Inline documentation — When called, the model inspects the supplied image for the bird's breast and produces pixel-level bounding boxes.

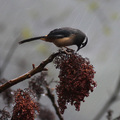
[53,35,75,47]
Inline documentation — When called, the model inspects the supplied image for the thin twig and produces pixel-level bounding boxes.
[46,86,64,120]
[93,76,120,120]
[0,52,60,93]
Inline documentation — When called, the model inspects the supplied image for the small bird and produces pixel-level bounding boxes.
[19,27,88,51]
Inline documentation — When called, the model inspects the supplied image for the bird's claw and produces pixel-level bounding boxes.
[61,47,73,55]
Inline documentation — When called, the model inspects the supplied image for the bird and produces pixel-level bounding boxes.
[19,27,88,51]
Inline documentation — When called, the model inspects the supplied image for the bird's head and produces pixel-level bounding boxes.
[76,36,88,51]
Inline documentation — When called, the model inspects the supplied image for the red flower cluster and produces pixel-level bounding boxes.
[12,89,39,120]
[54,50,97,114]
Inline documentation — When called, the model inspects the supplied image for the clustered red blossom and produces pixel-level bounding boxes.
[54,50,97,114]
[12,89,39,120]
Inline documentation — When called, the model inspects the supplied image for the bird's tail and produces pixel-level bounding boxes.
[19,36,47,44]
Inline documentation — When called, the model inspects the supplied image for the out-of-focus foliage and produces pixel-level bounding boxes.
[21,27,32,39]
[89,1,99,11]
[103,25,111,36]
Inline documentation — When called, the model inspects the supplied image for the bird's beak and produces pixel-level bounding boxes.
[77,46,81,51]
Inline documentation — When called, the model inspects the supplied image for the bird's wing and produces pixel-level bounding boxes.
[47,28,71,39]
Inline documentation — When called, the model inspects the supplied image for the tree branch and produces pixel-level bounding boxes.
[46,86,64,120]
[0,52,60,93]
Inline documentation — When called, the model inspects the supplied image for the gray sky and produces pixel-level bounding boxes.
[0,0,120,120]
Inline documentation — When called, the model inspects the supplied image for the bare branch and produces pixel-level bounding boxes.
[46,86,64,120]
[0,52,60,93]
